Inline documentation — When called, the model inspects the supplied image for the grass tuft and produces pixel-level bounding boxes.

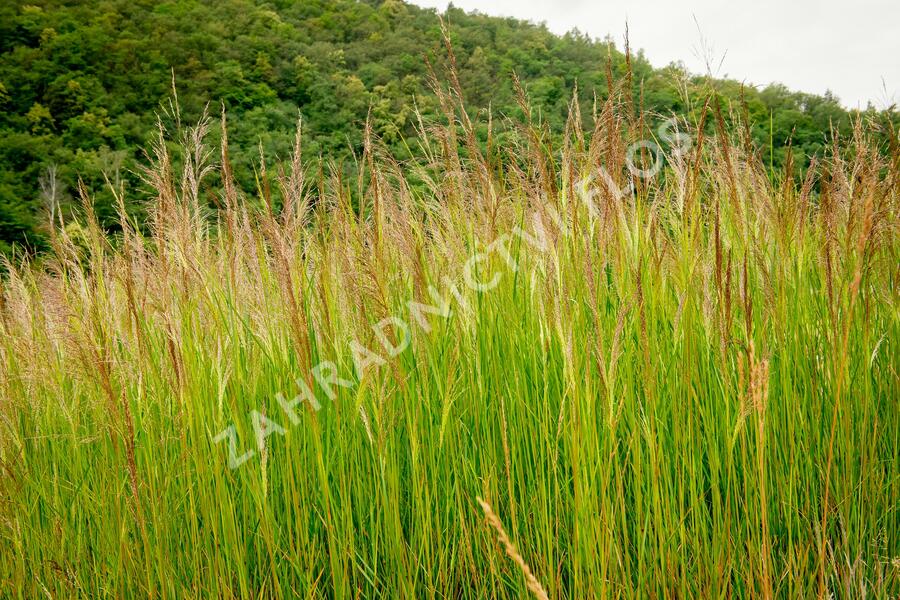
[0,72,897,598]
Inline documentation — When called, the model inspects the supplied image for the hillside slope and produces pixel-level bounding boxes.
[0,0,892,254]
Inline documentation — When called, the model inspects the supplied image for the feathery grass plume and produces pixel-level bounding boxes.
[748,341,772,599]
[476,496,549,600]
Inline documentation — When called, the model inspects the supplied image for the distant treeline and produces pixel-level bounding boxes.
[0,0,896,254]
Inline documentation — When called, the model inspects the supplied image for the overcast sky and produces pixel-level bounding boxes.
[409,0,899,110]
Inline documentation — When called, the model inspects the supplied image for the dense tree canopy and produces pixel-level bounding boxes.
[0,0,895,255]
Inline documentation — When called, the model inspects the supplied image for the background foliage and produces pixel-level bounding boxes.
[0,0,896,254]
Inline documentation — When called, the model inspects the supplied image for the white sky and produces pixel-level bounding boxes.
[409,0,900,110]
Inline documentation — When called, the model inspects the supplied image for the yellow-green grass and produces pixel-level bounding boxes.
[0,88,897,598]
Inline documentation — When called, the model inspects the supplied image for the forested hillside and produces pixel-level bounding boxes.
[0,0,895,254]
